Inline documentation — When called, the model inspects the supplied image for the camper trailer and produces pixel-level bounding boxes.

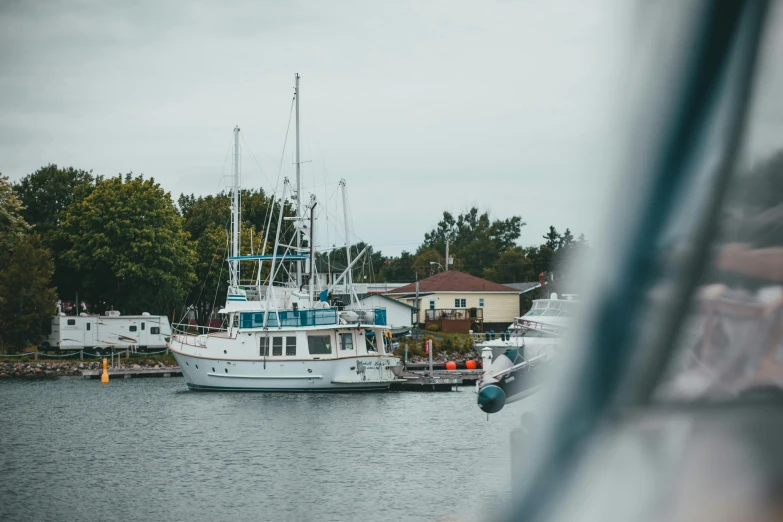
[42,311,172,351]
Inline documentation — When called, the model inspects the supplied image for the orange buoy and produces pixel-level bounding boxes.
[445,361,457,371]
[465,360,477,370]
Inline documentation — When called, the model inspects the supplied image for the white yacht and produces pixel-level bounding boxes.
[474,294,577,412]
[473,293,577,361]
[169,75,402,391]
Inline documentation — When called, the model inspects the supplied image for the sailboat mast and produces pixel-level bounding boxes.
[232,126,240,287]
[340,179,353,304]
[294,73,302,288]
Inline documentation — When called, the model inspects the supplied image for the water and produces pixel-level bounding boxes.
[0,377,538,522]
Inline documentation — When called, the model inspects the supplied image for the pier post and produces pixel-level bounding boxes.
[481,347,493,372]
[80,349,83,361]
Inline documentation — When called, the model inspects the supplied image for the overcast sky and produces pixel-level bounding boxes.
[1,1,780,256]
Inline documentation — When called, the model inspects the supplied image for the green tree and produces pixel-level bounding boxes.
[60,175,196,315]
[422,208,525,277]
[13,164,94,301]
[483,247,534,283]
[0,234,57,351]
[412,247,442,278]
[543,226,561,250]
[379,251,416,281]
[0,174,30,253]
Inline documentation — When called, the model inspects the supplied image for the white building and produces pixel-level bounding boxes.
[344,294,416,332]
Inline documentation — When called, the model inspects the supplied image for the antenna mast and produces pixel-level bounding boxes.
[340,179,353,304]
[232,126,240,288]
[294,73,302,288]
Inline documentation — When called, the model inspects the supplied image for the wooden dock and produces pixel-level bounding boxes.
[389,369,483,391]
[81,367,181,379]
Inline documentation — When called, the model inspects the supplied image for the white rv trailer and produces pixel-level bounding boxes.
[42,311,172,351]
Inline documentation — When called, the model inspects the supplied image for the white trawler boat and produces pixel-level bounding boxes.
[169,75,402,391]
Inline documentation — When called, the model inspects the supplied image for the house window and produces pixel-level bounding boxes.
[340,333,353,351]
[67,319,76,326]
[86,323,91,331]
[479,298,485,307]
[260,337,269,356]
[129,325,137,332]
[429,300,435,310]
[286,336,297,356]
[308,335,332,355]
[150,327,160,335]
[454,298,466,308]
[272,337,283,356]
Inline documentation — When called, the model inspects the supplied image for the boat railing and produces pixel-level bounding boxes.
[515,319,567,336]
[171,322,234,347]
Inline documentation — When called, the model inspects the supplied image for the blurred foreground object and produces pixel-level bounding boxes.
[507,1,783,521]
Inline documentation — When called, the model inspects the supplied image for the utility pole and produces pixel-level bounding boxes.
[445,239,449,271]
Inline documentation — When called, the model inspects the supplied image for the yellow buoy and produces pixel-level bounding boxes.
[101,357,109,384]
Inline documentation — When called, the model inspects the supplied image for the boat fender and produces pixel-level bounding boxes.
[478,385,506,414]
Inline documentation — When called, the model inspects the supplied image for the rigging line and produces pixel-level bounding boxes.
[189,215,231,319]
[240,134,275,190]
[211,230,229,317]
[257,96,296,283]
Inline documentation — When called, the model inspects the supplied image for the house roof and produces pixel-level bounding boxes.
[385,270,519,294]
[504,282,543,294]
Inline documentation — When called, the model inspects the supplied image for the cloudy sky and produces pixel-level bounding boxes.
[1,1,780,255]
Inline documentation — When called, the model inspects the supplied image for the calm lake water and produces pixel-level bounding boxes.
[0,377,539,522]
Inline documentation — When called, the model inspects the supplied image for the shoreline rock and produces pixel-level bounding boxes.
[0,360,177,379]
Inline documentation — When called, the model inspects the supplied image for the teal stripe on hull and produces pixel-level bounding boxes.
[186,383,390,392]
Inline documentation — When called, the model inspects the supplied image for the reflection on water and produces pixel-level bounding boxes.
[0,378,540,522]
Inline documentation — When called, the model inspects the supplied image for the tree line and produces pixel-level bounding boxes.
[0,163,588,350]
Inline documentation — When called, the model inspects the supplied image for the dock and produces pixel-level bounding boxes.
[390,369,483,391]
[81,367,182,379]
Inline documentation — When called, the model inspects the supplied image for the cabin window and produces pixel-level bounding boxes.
[340,333,353,351]
[86,323,91,331]
[150,327,160,335]
[67,319,76,326]
[129,325,137,332]
[307,335,332,355]
[272,337,283,356]
[141,322,145,330]
[260,337,269,356]
[479,298,485,307]
[454,298,466,308]
[429,300,435,310]
[232,314,239,328]
[286,337,297,356]
[366,336,377,352]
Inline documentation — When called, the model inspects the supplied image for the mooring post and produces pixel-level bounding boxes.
[80,349,83,361]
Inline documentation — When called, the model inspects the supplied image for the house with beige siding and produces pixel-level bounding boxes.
[384,271,519,333]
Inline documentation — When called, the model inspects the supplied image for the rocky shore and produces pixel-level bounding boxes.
[0,360,177,378]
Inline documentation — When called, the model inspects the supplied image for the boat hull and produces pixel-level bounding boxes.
[171,350,400,392]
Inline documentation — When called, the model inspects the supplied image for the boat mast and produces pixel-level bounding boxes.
[309,194,317,302]
[294,73,302,289]
[232,126,241,289]
[340,179,354,304]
